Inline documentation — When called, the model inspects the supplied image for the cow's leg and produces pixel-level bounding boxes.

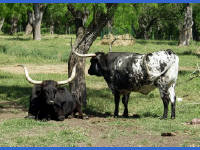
[122,93,130,118]
[159,84,176,119]
[159,88,170,119]
[114,92,120,118]
[25,97,40,119]
[169,84,176,119]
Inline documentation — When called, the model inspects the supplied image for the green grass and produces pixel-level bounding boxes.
[0,34,200,146]
[0,119,89,147]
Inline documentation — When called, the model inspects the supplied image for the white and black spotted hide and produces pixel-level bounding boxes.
[88,49,179,119]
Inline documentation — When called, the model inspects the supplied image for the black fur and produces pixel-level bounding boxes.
[26,80,83,121]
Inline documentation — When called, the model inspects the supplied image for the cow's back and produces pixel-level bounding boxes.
[105,52,149,93]
[104,50,178,95]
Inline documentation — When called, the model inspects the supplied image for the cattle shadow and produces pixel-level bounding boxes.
[0,85,31,111]
[0,84,169,119]
[178,70,192,76]
[176,50,200,57]
[0,74,13,79]
[6,37,32,41]
[85,87,161,119]
[136,40,178,46]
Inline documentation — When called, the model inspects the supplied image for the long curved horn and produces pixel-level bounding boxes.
[72,49,96,57]
[57,64,77,85]
[18,65,42,85]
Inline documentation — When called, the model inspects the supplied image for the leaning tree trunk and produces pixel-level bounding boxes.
[67,4,117,107]
[32,4,45,40]
[179,3,193,46]
[0,18,4,32]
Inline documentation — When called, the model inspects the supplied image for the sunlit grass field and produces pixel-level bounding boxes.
[0,33,200,146]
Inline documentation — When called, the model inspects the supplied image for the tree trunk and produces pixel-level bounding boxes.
[67,4,117,107]
[0,18,4,32]
[32,4,45,40]
[10,17,18,35]
[65,24,69,34]
[179,3,193,46]
[50,24,54,35]
[25,11,33,35]
[107,19,113,34]
[49,14,54,35]
[25,23,33,35]
[33,22,42,40]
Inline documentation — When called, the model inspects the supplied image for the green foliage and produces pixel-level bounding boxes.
[0,3,200,41]
[193,4,200,40]
[0,3,8,18]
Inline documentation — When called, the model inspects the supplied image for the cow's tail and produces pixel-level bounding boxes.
[144,53,179,81]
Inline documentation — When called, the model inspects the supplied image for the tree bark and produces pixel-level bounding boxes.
[49,14,54,35]
[67,4,118,107]
[25,10,33,35]
[32,4,45,40]
[10,17,18,35]
[0,18,4,32]
[107,19,113,34]
[179,3,193,46]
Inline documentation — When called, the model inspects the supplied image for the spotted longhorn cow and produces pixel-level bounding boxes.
[73,49,179,119]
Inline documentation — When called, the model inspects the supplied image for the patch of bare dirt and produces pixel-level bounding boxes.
[0,64,91,75]
[99,34,135,46]
[0,64,196,75]
[0,64,68,74]
[62,117,188,147]
[179,66,196,71]
[0,101,27,121]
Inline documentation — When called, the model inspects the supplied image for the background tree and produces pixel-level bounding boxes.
[112,3,139,36]
[0,4,8,32]
[67,3,118,107]
[27,3,46,40]
[192,3,200,41]
[43,4,69,34]
[179,3,193,46]
[4,4,27,34]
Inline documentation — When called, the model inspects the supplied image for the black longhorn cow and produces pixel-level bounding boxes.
[19,64,83,121]
[73,49,179,119]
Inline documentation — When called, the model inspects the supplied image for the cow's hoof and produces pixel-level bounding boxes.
[171,116,175,119]
[122,114,129,118]
[83,115,89,120]
[160,117,167,120]
[41,119,48,122]
[114,115,119,118]
[67,115,73,119]
[77,115,84,119]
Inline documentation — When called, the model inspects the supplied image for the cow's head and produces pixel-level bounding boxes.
[18,64,77,105]
[88,52,107,76]
[40,80,58,105]
[72,50,107,77]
